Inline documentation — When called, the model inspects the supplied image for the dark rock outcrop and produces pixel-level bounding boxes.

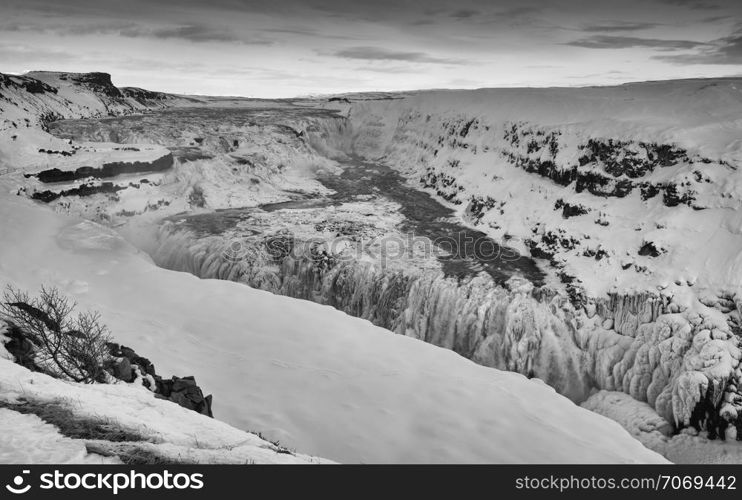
[34,153,174,183]
[32,181,128,203]
[156,376,214,418]
[107,343,214,418]
[3,325,213,417]
[554,199,589,218]
[493,122,706,207]
[65,72,123,98]
[466,195,498,222]
[578,139,689,179]
[0,74,57,95]
[1,324,42,372]
[120,87,171,105]
[638,241,663,257]
[112,357,134,382]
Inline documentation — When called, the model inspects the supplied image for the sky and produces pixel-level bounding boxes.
[1,0,741,97]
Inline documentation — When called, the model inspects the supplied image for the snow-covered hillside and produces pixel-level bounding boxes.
[0,72,192,166]
[0,355,325,464]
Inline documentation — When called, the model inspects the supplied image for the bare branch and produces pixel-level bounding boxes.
[1,285,113,383]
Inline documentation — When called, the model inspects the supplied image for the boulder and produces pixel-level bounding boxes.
[106,343,214,417]
[169,376,213,418]
[2,324,40,371]
[112,357,134,382]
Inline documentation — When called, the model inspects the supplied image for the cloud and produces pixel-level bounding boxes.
[0,43,77,63]
[496,6,541,18]
[331,46,465,64]
[660,0,720,10]
[701,15,729,23]
[566,35,708,50]
[354,65,418,74]
[408,19,437,26]
[450,9,479,19]
[0,18,271,45]
[257,26,359,41]
[147,25,242,43]
[580,22,661,32]
[0,20,138,36]
[654,31,742,64]
[122,24,272,45]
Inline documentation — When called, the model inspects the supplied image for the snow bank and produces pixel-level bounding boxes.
[0,360,324,464]
[0,408,119,464]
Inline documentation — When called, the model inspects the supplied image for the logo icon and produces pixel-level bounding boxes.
[5,470,31,495]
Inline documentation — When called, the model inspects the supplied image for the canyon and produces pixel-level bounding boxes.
[4,71,742,462]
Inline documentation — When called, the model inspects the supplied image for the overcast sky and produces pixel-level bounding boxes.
[1,0,741,97]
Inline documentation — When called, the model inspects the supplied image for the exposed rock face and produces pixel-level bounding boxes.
[33,152,174,183]
[414,116,700,203]
[1,324,41,372]
[0,74,57,96]
[112,357,134,382]
[156,376,214,418]
[0,70,184,136]
[62,72,123,98]
[555,198,589,218]
[638,241,663,258]
[0,323,214,418]
[120,87,169,105]
[439,120,704,207]
[32,181,129,203]
[107,343,214,418]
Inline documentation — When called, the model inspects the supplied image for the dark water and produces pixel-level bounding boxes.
[167,208,264,237]
[314,157,545,285]
[175,155,545,285]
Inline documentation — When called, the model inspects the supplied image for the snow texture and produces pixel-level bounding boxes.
[0,359,325,464]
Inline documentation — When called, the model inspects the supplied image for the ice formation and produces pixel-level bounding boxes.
[148,218,742,436]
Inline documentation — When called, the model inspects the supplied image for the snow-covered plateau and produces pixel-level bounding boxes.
[2,70,741,463]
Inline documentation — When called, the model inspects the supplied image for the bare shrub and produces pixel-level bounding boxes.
[0,285,112,383]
